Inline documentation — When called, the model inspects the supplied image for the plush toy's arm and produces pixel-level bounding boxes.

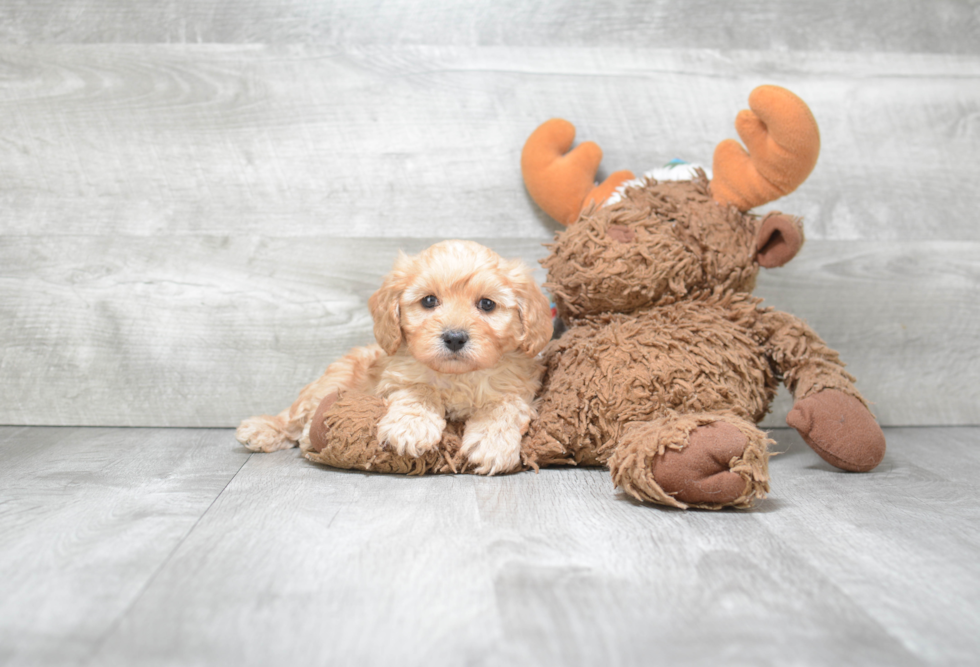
[760,309,862,403]
[760,309,886,472]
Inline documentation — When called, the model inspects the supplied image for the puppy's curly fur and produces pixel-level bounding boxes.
[236,240,553,475]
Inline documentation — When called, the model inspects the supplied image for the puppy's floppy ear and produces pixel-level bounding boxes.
[368,252,411,355]
[507,261,553,357]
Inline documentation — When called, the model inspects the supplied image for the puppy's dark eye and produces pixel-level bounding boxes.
[421,295,439,309]
[477,298,496,313]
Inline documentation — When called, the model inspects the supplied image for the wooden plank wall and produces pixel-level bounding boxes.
[1,1,978,427]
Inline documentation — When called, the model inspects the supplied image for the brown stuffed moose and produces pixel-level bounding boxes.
[305,85,886,509]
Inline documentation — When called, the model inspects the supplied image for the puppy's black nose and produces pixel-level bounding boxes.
[441,330,469,352]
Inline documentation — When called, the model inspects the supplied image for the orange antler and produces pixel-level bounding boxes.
[521,119,634,226]
[711,85,820,211]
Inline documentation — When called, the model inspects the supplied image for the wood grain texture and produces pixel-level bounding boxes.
[755,240,980,427]
[0,46,977,241]
[0,426,250,667]
[95,452,501,667]
[0,236,544,427]
[0,0,977,53]
[1,25,978,428]
[1,5,976,667]
[1,425,977,666]
[2,236,976,427]
[762,427,980,666]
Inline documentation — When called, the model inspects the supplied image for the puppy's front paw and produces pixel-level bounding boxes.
[236,416,295,452]
[376,407,446,457]
[461,421,523,475]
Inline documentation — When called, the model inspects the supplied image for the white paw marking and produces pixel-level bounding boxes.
[461,420,523,475]
[376,409,446,457]
[235,418,294,452]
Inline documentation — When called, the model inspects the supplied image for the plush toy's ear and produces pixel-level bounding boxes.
[368,254,410,355]
[506,261,554,357]
[756,212,804,268]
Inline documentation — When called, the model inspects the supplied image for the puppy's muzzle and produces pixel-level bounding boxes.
[441,330,469,353]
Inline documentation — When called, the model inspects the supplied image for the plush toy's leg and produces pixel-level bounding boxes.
[606,412,771,510]
[303,391,466,475]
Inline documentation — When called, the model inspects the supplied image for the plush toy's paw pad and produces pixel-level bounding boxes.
[787,390,886,472]
[235,416,295,452]
[305,392,340,454]
[461,421,523,476]
[652,422,749,506]
[377,407,446,458]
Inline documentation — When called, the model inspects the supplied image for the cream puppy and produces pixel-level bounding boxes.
[236,240,553,475]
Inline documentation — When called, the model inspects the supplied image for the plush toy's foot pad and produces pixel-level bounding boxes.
[652,422,750,506]
[609,414,770,510]
[305,392,340,453]
[787,389,886,472]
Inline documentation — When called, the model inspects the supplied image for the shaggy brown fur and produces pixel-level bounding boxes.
[307,172,885,508]
[306,391,467,475]
[516,175,881,508]
[304,87,886,509]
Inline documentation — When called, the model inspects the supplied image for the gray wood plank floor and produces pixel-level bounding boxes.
[2,425,978,667]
